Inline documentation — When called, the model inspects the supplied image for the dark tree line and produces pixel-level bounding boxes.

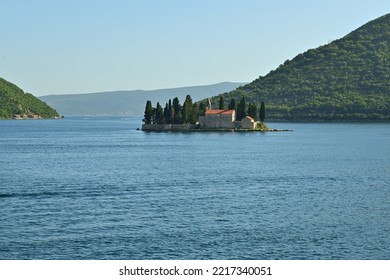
[225,96,266,123]
[143,95,206,125]
[144,95,266,124]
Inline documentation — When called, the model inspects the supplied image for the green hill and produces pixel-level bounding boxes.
[0,77,59,119]
[210,13,390,121]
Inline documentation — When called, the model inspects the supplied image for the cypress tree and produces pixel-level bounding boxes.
[168,99,172,124]
[228,98,237,111]
[156,102,164,124]
[260,101,266,123]
[163,102,169,124]
[144,100,153,124]
[182,101,189,124]
[199,102,206,116]
[182,95,193,124]
[248,103,258,121]
[191,103,199,124]
[218,96,225,110]
[172,97,181,124]
[237,96,247,121]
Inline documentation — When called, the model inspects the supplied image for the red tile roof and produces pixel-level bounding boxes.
[205,109,235,115]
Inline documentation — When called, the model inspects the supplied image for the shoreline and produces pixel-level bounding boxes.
[140,125,292,132]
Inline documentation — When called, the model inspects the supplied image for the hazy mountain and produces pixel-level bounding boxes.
[209,13,390,121]
[39,82,245,116]
[0,77,59,119]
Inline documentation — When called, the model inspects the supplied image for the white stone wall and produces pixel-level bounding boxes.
[142,124,195,131]
[240,117,256,129]
[204,114,234,129]
[199,116,205,128]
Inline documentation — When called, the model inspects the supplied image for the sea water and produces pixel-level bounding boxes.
[0,117,389,259]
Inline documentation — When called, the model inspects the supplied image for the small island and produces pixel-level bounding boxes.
[141,95,290,132]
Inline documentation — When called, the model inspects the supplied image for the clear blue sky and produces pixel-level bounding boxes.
[1,0,389,96]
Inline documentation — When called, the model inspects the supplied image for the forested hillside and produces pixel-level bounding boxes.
[0,77,59,119]
[210,13,390,121]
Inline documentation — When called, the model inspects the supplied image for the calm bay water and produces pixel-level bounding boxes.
[0,117,389,259]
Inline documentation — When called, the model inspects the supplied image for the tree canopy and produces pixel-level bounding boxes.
[236,96,247,121]
[143,95,204,125]
[218,96,225,110]
[247,103,258,121]
[260,101,266,123]
[228,98,237,111]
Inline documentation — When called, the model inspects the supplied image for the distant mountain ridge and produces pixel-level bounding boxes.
[0,77,59,119]
[39,82,245,116]
[209,13,390,121]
